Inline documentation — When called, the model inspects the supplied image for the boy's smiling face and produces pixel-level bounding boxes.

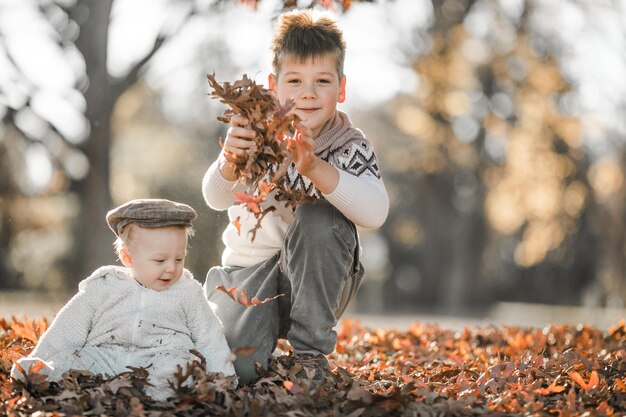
[269,53,346,138]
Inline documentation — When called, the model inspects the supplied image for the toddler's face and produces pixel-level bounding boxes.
[270,53,346,138]
[123,226,187,291]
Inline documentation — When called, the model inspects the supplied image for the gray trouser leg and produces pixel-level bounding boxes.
[204,200,363,384]
[204,256,282,384]
[280,200,363,354]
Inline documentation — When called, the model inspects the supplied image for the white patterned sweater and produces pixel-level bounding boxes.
[203,110,389,268]
[11,266,236,400]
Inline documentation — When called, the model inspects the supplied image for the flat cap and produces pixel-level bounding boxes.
[106,198,197,236]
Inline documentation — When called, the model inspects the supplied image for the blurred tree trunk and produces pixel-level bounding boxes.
[70,0,116,283]
[593,150,626,306]
[0,133,18,288]
[68,0,166,284]
[432,0,485,311]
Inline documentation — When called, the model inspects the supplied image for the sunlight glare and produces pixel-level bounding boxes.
[31,90,89,144]
[25,143,53,194]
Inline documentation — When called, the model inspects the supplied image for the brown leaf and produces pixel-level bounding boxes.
[568,370,600,391]
[215,285,285,307]
[535,377,567,395]
[10,316,48,344]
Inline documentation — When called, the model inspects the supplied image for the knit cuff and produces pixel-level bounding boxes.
[205,160,239,194]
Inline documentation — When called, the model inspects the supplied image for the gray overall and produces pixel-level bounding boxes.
[204,200,363,384]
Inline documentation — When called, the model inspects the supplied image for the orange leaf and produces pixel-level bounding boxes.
[608,318,625,337]
[258,180,272,195]
[215,285,285,307]
[535,378,567,395]
[232,216,242,235]
[568,370,599,391]
[30,360,47,375]
[283,380,294,391]
[237,288,250,305]
[615,378,626,393]
[11,316,48,343]
[401,375,414,384]
[233,346,257,357]
[233,192,262,214]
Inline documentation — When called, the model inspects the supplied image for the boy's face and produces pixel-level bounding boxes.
[120,226,187,291]
[269,53,346,138]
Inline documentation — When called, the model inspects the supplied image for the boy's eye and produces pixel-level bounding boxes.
[287,79,300,84]
[318,79,331,84]
[176,259,183,263]
[154,259,165,263]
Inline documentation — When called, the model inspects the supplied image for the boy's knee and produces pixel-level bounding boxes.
[291,201,357,252]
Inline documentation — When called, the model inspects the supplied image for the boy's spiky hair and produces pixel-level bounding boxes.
[271,8,346,78]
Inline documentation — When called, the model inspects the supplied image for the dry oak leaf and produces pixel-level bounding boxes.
[534,377,567,395]
[215,285,285,307]
[568,370,600,391]
[10,316,48,344]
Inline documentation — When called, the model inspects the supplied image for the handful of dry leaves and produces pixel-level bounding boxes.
[207,74,314,240]
[207,73,298,189]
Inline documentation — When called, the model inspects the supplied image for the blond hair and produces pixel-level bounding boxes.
[271,8,346,78]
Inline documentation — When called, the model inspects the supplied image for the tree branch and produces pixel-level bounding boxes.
[112,35,166,98]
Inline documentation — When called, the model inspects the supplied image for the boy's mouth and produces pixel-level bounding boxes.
[297,107,320,113]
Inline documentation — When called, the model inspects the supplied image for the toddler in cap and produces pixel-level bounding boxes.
[11,199,236,400]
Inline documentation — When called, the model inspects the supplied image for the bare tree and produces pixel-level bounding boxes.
[69,0,168,280]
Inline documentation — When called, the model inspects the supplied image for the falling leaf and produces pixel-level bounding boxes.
[233,346,257,358]
[215,285,285,307]
[232,216,242,235]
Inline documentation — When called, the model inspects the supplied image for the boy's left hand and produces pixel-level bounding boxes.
[288,122,339,194]
[289,122,317,176]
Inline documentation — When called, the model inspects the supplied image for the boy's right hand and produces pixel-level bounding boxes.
[219,115,257,180]
[222,115,257,163]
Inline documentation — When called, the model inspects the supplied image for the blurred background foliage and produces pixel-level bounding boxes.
[1,0,625,315]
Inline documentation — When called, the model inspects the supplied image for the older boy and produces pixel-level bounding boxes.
[203,9,388,385]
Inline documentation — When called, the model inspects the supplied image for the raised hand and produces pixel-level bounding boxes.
[288,122,339,194]
[219,115,257,180]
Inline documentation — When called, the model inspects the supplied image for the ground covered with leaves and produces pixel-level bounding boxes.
[1,316,624,416]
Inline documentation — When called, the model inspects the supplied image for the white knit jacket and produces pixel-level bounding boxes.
[11,266,236,399]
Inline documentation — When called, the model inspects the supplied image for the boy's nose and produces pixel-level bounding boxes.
[301,83,316,99]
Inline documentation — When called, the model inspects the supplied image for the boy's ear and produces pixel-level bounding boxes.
[268,73,277,92]
[119,248,133,267]
[338,75,347,103]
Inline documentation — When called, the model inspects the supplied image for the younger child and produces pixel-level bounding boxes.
[12,199,236,400]
[203,9,388,384]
